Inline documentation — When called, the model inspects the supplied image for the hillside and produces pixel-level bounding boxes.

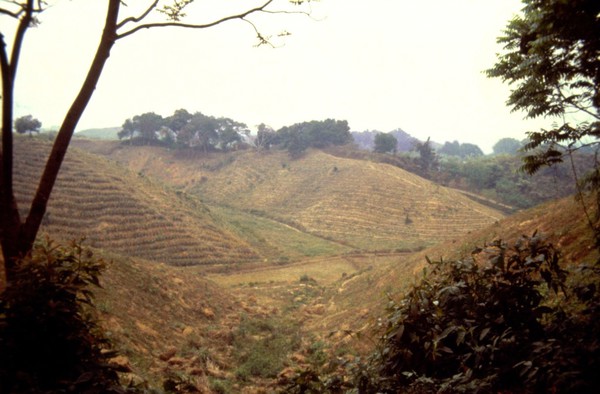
[75,127,120,140]
[73,141,505,252]
[303,194,599,348]
[13,137,259,267]
[8,137,596,391]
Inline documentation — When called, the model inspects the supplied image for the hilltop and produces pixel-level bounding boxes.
[75,127,120,140]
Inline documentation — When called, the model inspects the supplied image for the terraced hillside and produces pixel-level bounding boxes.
[75,141,505,251]
[302,194,599,348]
[13,137,259,267]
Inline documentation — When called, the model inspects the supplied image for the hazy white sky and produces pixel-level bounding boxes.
[5,0,553,152]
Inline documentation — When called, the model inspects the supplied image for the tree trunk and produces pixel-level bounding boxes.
[1,0,121,282]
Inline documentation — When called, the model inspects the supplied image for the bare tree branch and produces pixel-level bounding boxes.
[116,0,276,40]
[9,0,33,81]
[0,8,20,18]
[242,18,276,48]
[116,0,158,29]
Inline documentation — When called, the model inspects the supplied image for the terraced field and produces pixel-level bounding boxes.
[13,138,259,266]
[208,152,504,250]
[74,142,505,251]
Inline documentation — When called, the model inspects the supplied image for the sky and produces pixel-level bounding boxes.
[4,0,555,153]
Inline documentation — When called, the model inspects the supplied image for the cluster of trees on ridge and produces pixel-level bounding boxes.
[14,108,583,210]
[117,109,352,155]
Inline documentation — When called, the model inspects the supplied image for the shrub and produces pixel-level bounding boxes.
[0,238,123,393]
[283,233,600,393]
[358,233,598,393]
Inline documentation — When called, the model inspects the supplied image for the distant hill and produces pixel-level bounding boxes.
[73,141,505,252]
[76,126,120,140]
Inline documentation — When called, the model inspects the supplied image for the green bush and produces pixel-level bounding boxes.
[0,238,123,393]
[358,233,598,393]
[283,234,599,393]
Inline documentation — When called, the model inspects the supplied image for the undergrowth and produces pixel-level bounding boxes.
[283,233,600,393]
[0,238,125,393]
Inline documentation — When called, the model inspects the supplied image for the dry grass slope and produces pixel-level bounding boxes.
[75,142,505,252]
[13,137,259,266]
[305,194,598,351]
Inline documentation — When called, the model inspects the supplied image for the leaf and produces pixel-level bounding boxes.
[479,327,491,341]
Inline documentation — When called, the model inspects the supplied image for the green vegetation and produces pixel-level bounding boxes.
[373,132,398,154]
[486,0,600,227]
[438,140,483,158]
[14,114,41,136]
[117,111,353,157]
[118,109,249,151]
[207,204,352,261]
[233,315,301,380]
[286,235,599,393]
[0,238,123,393]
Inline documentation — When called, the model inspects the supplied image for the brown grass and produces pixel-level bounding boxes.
[74,142,505,251]
[13,137,259,267]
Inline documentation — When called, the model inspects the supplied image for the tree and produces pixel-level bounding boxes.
[215,117,249,151]
[439,140,483,158]
[118,112,164,145]
[255,123,276,150]
[486,0,600,239]
[275,119,351,155]
[166,108,192,134]
[117,118,135,143]
[0,0,316,282]
[414,137,438,175]
[460,142,483,158]
[492,137,522,155]
[438,140,461,157]
[14,114,41,136]
[373,132,397,154]
[178,112,219,151]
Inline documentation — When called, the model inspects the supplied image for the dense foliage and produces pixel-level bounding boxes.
[434,154,584,209]
[118,109,249,151]
[285,235,600,393]
[438,140,483,158]
[492,138,522,155]
[486,0,600,226]
[373,132,398,154]
[0,238,123,393]
[14,114,42,136]
[270,119,353,156]
[118,110,353,157]
[353,129,417,152]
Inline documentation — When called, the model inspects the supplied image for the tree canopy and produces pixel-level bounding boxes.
[438,140,483,158]
[413,137,438,176]
[14,115,41,136]
[274,119,352,155]
[486,0,600,173]
[373,132,397,154]
[118,109,249,151]
[492,137,522,155]
[486,0,600,242]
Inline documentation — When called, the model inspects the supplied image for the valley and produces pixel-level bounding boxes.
[8,136,598,392]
